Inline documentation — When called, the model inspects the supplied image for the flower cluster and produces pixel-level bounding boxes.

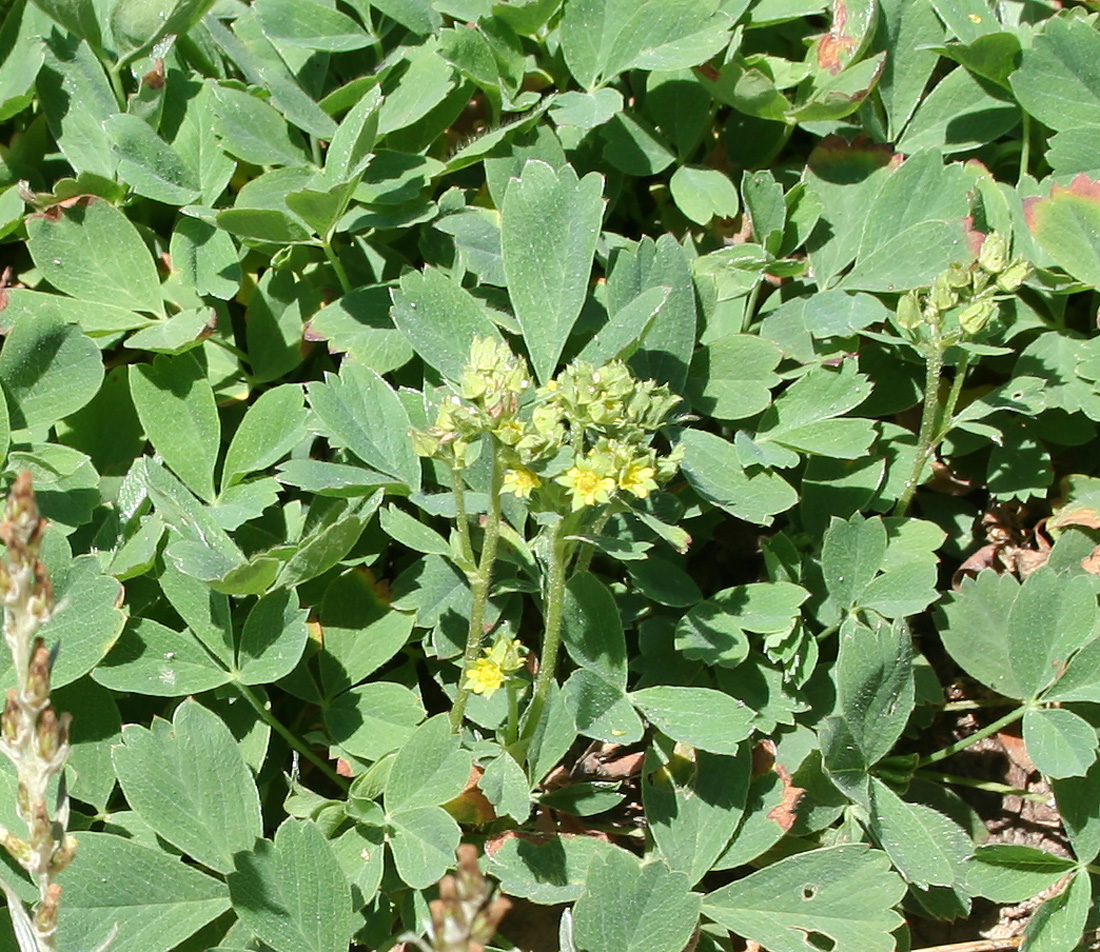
[413,340,683,515]
[896,230,1031,340]
[461,635,527,700]
[410,337,532,469]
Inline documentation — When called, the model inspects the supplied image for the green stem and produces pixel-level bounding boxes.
[449,447,505,731]
[935,351,971,444]
[573,508,612,576]
[451,465,475,568]
[321,237,353,295]
[893,341,946,517]
[104,60,127,111]
[236,683,348,790]
[917,769,1048,802]
[505,678,519,747]
[522,521,569,748]
[942,697,1016,712]
[917,705,1026,768]
[1018,112,1032,185]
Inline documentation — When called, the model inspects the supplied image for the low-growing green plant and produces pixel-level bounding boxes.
[2,0,1100,951]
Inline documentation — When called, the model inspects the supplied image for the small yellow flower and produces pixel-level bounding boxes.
[502,467,541,498]
[556,465,615,510]
[619,460,658,499]
[463,657,505,698]
[462,637,526,699]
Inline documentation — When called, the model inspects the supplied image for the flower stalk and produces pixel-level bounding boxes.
[0,473,76,952]
[449,448,506,731]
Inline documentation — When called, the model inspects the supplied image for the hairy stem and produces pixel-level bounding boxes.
[450,447,505,731]
[894,342,946,517]
[522,522,569,748]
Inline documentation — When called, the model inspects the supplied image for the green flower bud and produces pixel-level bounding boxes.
[997,258,1031,293]
[978,231,1009,274]
[929,272,957,312]
[896,290,923,329]
[958,297,997,335]
[944,261,971,289]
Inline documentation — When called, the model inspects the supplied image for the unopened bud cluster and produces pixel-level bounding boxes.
[896,231,1031,340]
[0,473,74,950]
[413,339,683,514]
[428,844,511,952]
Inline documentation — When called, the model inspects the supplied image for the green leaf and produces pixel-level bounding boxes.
[205,13,336,140]
[563,668,645,743]
[93,618,232,696]
[600,112,675,176]
[686,333,782,421]
[967,844,1077,902]
[1053,759,1100,864]
[573,848,700,952]
[158,559,234,664]
[550,88,624,129]
[54,678,121,812]
[42,552,127,687]
[867,779,970,888]
[109,0,217,61]
[937,567,1097,701]
[169,217,241,301]
[1023,871,1090,952]
[112,699,262,874]
[389,266,502,382]
[612,234,698,392]
[669,164,739,225]
[324,86,382,183]
[228,818,355,952]
[324,681,424,760]
[644,747,751,885]
[130,352,220,503]
[310,286,413,374]
[631,685,754,755]
[1025,174,1100,288]
[57,831,230,952]
[104,113,201,204]
[1023,707,1098,780]
[237,589,309,684]
[500,159,604,382]
[306,361,421,490]
[486,834,618,904]
[378,504,450,557]
[679,429,797,526]
[1011,14,1100,133]
[317,572,413,695]
[254,0,370,51]
[836,616,914,765]
[29,0,101,44]
[576,285,669,367]
[897,65,1018,155]
[842,150,970,292]
[0,312,102,429]
[222,384,308,487]
[702,845,906,952]
[275,492,383,589]
[560,0,732,89]
[38,36,117,178]
[210,84,311,168]
[561,573,628,686]
[26,197,162,316]
[384,713,472,813]
[386,805,461,890]
[756,361,875,462]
